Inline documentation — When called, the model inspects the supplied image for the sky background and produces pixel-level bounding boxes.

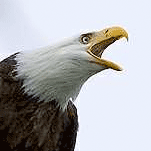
[0,0,151,151]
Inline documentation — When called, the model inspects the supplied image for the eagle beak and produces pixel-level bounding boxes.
[87,26,128,71]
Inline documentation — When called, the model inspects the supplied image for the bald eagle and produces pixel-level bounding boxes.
[0,26,128,151]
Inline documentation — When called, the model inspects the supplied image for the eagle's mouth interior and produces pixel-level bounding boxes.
[86,27,128,71]
[90,37,118,58]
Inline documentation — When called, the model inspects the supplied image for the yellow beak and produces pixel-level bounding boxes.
[87,26,128,71]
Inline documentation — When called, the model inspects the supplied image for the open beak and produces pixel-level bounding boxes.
[87,26,128,71]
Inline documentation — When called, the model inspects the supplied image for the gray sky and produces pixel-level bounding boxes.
[0,0,151,151]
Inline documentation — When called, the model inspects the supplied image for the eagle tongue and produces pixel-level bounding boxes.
[97,49,105,58]
[90,37,117,58]
[91,44,105,58]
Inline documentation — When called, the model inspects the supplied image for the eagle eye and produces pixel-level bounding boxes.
[82,36,89,44]
[80,33,92,44]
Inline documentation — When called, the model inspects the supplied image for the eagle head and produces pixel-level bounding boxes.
[16,26,128,110]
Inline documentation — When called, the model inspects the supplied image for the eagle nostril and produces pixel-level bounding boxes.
[105,29,109,34]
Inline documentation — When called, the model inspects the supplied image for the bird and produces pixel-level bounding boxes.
[0,26,128,151]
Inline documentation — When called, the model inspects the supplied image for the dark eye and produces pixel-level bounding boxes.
[82,36,90,44]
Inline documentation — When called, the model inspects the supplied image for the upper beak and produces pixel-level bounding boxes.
[87,26,128,71]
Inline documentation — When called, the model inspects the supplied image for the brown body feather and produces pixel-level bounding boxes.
[0,53,78,151]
